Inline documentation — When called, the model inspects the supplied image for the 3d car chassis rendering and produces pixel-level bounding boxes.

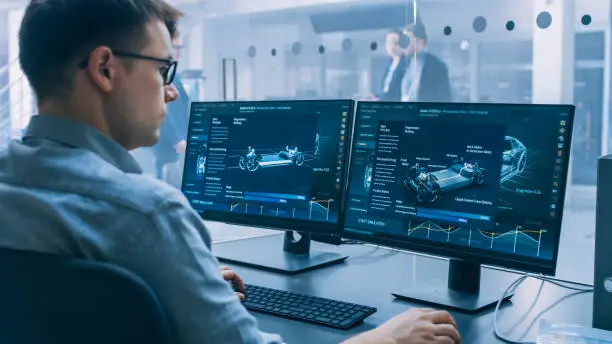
[239,146,305,172]
[402,159,486,203]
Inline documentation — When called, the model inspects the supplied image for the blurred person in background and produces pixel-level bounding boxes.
[152,28,190,187]
[400,22,451,102]
[377,28,409,101]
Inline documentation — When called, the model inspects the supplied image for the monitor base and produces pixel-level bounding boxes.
[392,260,514,313]
[213,233,348,275]
[392,282,514,313]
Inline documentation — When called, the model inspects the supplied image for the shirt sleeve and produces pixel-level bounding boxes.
[106,195,284,344]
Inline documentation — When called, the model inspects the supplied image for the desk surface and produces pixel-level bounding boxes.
[213,234,593,344]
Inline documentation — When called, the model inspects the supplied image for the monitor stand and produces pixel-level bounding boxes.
[213,231,348,275]
[392,259,514,313]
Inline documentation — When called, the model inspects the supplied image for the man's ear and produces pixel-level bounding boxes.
[86,46,116,93]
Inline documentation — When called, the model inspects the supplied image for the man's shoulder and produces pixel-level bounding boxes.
[66,148,190,215]
[57,161,189,217]
[0,141,188,216]
[424,52,448,70]
[115,173,188,214]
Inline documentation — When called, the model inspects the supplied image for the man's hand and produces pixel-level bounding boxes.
[343,308,461,344]
[175,140,187,154]
[220,266,245,302]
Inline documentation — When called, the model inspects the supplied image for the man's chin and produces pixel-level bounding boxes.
[138,131,161,149]
[149,132,161,147]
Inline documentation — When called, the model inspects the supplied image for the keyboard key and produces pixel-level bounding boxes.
[244,302,266,309]
[351,311,366,319]
[340,319,353,327]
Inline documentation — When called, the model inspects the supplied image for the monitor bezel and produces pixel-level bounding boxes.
[342,101,576,276]
[182,99,356,236]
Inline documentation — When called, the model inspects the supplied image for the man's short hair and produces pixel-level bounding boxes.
[19,0,183,102]
[388,28,410,49]
[389,28,404,36]
[166,18,180,39]
[405,22,428,42]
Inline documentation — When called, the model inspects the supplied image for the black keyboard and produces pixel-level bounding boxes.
[242,284,377,330]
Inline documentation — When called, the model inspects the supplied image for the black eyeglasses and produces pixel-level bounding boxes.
[78,51,178,85]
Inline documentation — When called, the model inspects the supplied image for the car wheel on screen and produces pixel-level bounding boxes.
[364,164,373,191]
[417,188,427,203]
[247,160,259,172]
[295,153,305,166]
[430,185,440,203]
[475,172,485,185]
[516,152,527,173]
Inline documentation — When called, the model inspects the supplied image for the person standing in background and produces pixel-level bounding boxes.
[153,29,190,187]
[377,29,409,102]
[401,22,452,103]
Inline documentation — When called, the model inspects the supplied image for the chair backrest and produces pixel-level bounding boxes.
[0,248,176,344]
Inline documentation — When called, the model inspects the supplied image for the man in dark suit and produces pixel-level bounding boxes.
[153,33,190,181]
[400,22,452,102]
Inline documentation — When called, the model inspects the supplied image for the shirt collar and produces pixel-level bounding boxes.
[23,114,143,174]
[408,50,427,61]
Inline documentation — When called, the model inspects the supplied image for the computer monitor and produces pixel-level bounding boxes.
[181,100,354,274]
[343,101,575,312]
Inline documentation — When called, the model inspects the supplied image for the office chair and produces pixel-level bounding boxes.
[0,248,176,344]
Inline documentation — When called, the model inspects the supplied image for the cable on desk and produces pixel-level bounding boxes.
[340,239,368,245]
[514,290,592,342]
[504,278,545,337]
[493,274,594,344]
[340,240,407,260]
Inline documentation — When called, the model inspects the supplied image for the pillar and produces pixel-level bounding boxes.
[185,22,208,101]
[606,0,612,155]
[7,7,33,138]
[532,0,575,202]
[469,40,480,102]
[532,0,575,104]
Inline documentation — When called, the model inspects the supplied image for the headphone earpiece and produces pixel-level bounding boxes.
[398,33,411,49]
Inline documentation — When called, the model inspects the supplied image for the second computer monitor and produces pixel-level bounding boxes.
[344,101,575,311]
[181,100,353,273]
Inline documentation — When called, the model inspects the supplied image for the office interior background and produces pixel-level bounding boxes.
[0,0,604,284]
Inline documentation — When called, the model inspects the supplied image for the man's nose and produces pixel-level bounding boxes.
[165,84,179,104]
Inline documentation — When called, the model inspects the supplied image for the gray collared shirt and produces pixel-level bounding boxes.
[0,114,282,344]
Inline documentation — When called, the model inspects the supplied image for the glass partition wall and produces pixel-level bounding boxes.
[136,0,609,283]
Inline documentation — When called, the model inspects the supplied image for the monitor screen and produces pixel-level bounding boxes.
[343,102,575,274]
[181,100,353,234]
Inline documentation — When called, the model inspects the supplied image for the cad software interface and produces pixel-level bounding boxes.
[344,102,572,269]
[182,101,351,225]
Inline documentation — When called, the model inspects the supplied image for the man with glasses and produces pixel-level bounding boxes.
[0,1,461,344]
